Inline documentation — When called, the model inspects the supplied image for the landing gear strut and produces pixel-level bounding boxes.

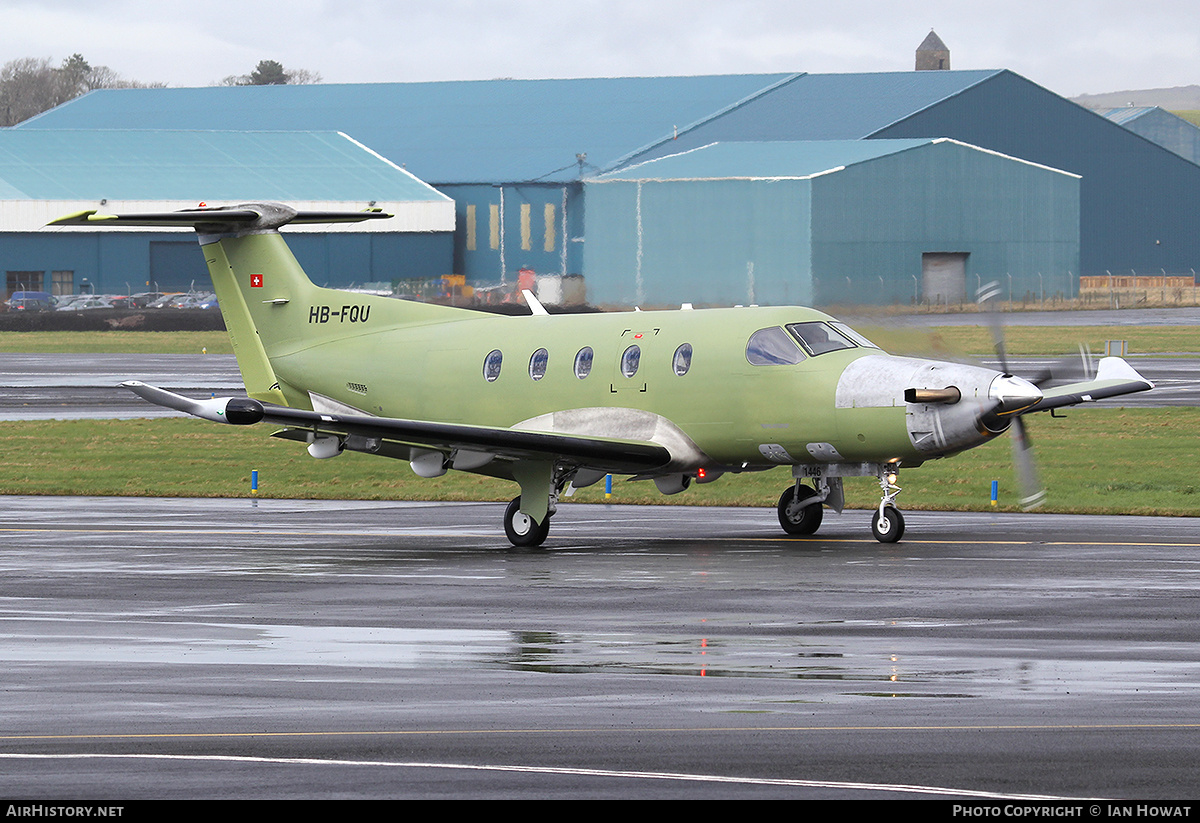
[503,464,575,547]
[871,466,904,543]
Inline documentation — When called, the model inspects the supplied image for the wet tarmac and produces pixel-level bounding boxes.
[2,495,1199,799]
[0,353,242,420]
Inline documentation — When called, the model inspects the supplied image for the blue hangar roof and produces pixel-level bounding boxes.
[0,129,448,201]
[618,70,1004,165]
[18,74,800,184]
[593,139,942,181]
[19,71,1008,183]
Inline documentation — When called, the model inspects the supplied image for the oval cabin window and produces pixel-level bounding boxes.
[621,345,641,378]
[483,349,503,382]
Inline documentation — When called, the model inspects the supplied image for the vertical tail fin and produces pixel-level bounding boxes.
[49,202,449,407]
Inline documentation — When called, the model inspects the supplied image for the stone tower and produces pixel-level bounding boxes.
[916,30,950,71]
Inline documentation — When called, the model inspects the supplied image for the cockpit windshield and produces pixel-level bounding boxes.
[829,322,879,350]
[786,321,879,356]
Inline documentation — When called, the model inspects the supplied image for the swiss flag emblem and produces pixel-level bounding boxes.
[250,274,264,288]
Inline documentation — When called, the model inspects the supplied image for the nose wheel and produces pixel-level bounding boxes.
[871,467,905,543]
[871,506,904,542]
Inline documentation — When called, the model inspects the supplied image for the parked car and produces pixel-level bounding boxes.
[6,291,56,311]
[56,295,114,311]
[164,292,219,309]
[147,293,185,308]
[129,292,171,308]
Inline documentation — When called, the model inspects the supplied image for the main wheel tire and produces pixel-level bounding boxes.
[871,506,905,543]
[777,485,823,535]
[504,496,550,547]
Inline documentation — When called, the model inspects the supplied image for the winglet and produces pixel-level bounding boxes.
[1095,356,1154,387]
[121,381,264,425]
[46,209,104,226]
[1022,357,1153,414]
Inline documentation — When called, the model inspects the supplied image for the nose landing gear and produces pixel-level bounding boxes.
[871,467,904,543]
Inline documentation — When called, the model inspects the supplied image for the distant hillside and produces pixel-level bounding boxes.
[1073,85,1200,110]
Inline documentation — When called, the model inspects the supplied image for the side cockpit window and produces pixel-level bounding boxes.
[746,327,806,366]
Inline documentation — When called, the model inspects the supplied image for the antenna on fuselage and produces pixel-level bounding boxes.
[521,289,549,316]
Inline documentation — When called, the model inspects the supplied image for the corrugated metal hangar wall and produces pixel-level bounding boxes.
[0,130,455,297]
[584,139,1079,307]
[12,69,1196,306]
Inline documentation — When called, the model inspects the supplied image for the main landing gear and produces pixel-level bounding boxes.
[504,496,551,547]
[503,463,576,548]
[776,465,905,543]
[777,484,823,534]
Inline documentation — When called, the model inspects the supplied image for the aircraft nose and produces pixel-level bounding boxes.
[988,374,1042,415]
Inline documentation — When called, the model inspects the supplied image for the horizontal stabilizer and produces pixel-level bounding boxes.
[49,202,392,230]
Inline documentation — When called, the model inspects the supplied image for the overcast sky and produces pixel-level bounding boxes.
[1,0,1197,98]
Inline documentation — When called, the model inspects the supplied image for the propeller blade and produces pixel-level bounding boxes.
[1026,367,1054,387]
[975,280,1010,374]
[1079,343,1095,381]
[1010,416,1046,510]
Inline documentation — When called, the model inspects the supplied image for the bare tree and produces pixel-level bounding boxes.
[219,60,322,86]
[0,54,163,126]
[0,57,58,126]
[283,67,322,85]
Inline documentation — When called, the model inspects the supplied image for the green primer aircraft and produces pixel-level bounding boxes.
[50,203,1153,546]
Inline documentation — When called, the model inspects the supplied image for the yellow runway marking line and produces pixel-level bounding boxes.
[4,720,1200,742]
[0,528,472,537]
[3,527,1199,550]
[771,536,1200,548]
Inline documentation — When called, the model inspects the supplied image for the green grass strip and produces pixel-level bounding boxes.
[2,409,1196,516]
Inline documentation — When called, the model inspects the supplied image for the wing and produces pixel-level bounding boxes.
[121,381,671,475]
[1019,357,1154,415]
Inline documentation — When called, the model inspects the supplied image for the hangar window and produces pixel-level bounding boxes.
[483,349,503,382]
[574,347,594,379]
[529,348,549,381]
[51,271,74,296]
[746,327,805,366]
[621,345,641,378]
[787,322,864,356]
[672,343,693,376]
